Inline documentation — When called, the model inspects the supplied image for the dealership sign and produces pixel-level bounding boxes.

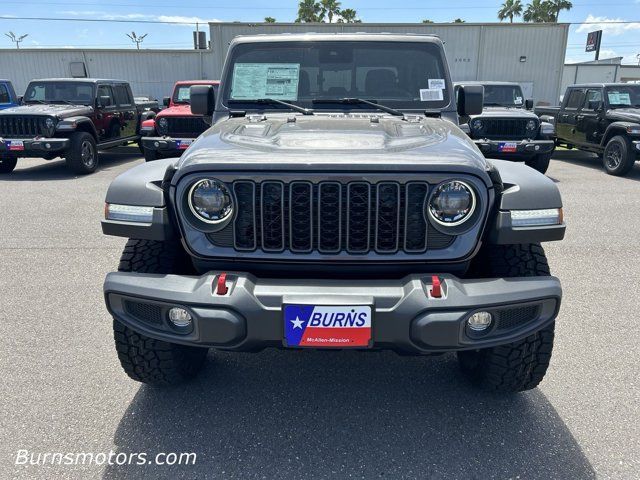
[585,30,602,53]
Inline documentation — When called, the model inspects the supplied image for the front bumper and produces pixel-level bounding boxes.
[474,139,555,159]
[0,137,70,155]
[104,271,561,354]
[141,136,193,154]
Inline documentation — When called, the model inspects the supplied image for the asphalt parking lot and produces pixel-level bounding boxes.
[0,149,639,479]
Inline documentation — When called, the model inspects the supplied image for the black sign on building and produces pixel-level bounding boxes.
[586,30,602,60]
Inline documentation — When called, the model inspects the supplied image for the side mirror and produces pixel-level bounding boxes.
[525,99,534,110]
[457,85,484,116]
[98,95,112,108]
[163,96,171,107]
[17,95,23,104]
[190,85,215,116]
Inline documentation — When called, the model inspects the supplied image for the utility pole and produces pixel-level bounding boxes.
[5,31,28,49]
[126,32,148,50]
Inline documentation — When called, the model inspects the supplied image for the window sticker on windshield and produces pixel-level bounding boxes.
[420,89,444,102]
[231,63,300,101]
[607,92,631,105]
[515,97,523,105]
[428,79,446,90]
[177,88,190,102]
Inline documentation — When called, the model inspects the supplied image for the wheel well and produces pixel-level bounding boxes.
[74,121,97,141]
[603,128,627,145]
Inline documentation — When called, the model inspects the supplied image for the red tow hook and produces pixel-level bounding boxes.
[216,272,229,295]
[430,275,442,298]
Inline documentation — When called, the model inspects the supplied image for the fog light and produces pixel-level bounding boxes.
[45,143,51,149]
[168,307,192,327]
[154,141,160,148]
[467,311,493,331]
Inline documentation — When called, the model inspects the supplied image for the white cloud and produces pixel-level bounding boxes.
[157,15,220,25]
[59,11,218,26]
[576,15,640,36]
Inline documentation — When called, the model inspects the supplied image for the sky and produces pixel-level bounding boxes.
[0,0,639,64]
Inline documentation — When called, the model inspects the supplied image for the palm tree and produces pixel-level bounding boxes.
[498,0,523,23]
[422,19,434,23]
[296,0,323,23]
[321,0,341,23]
[453,18,466,23]
[264,17,276,23]
[546,0,572,21]
[523,0,553,22]
[339,8,361,23]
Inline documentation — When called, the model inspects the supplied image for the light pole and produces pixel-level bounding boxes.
[126,32,148,50]
[5,31,28,49]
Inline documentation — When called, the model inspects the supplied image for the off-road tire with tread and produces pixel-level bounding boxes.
[113,239,207,385]
[0,155,17,174]
[66,132,98,174]
[459,243,555,392]
[143,147,160,162]
[603,135,636,176]
[525,151,552,174]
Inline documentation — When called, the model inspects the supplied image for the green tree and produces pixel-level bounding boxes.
[339,8,361,23]
[498,0,523,23]
[453,18,466,23]
[523,0,553,22]
[264,17,276,23]
[422,19,434,23]
[546,0,572,21]
[321,0,341,23]
[296,0,323,23]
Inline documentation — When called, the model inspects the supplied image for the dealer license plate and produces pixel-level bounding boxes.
[284,305,372,348]
[176,139,193,150]
[7,140,24,151]
[498,142,518,153]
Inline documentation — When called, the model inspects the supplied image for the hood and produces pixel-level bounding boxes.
[0,104,93,118]
[607,108,640,123]
[469,107,537,121]
[157,104,196,117]
[176,114,489,180]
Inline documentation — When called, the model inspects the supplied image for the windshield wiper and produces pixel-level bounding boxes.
[312,98,404,117]
[228,98,313,115]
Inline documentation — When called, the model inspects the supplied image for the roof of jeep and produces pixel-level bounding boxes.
[175,80,220,86]
[230,32,443,46]
[570,83,638,88]
[453,81,521,87]
[30,78,128,84]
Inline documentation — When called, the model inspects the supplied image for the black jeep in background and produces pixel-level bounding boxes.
[535,83,640,176]
[0,78,158,175]
[456,81,555,174]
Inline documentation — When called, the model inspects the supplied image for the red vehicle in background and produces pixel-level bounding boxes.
[141,80,219,161]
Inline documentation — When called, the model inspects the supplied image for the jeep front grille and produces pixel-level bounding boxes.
[166,117,209,137]
[223,180,453,255]
[0,116,47,138]
[481,118,534,139]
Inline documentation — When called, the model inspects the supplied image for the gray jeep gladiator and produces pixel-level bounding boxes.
[102,34,565,392]
[456,81,555,174]
[0,78,158,174]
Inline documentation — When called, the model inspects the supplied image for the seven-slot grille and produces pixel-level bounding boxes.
[0,116,48,138]
[165,117,209,137]
[230,180,441,255]
[480,118,535,139]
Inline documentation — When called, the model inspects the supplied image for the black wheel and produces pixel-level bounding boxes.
[525,151,552,174]
[143,147,160,162]
[603,135,635,176]
[66,132,98,174]
[0,155,17,174]
[459,244,555,392]
[113,239,206,386]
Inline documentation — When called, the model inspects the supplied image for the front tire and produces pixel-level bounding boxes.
[603,135,635,176]
[66,132,98,174]
[0,155,17,174]
[459,244,555,392]
[143,147,160,162]
[525,151,552,174]
[113,239,207,386]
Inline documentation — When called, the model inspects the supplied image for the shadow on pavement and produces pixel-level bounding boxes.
[104,349,595,479]
[0,149,142,182]
[552,149,640,181]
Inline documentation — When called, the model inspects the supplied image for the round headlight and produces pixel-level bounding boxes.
[188,179,233,224]
[428,180,476,227]
[44,117,56,136]
[157,117,169,134]
[471,119,483,131]
[526,119,537,131]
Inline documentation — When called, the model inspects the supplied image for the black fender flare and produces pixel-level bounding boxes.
[57,116,99,139]
[601,122,636,146]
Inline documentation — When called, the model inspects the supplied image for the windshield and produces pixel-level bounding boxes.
[605,85,640,108]
[23,81,94,105]
[482,84,524,107]
[221,40,450,112]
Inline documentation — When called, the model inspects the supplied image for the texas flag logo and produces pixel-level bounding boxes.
[284,305,372,348]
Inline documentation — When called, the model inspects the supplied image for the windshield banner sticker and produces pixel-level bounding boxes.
[428,79,446,90]
[607,92,631,105]
[231,63,300,101]
[420,88,444,102]
[515,96,523,105]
